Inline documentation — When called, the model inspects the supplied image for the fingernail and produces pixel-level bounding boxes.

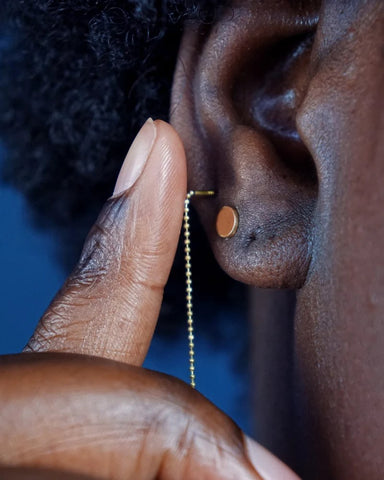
[245,436,301,480]
[113,118,157,196]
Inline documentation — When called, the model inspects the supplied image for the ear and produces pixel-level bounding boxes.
[171,0,320,288]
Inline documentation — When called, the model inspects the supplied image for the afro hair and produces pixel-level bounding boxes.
[0,0,246,338]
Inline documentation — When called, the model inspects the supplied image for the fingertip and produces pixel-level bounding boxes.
[152,119,187,194]
[245,436,301,480]
[135,119,187,255]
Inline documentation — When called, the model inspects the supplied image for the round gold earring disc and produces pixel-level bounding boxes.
[216,206,239,238]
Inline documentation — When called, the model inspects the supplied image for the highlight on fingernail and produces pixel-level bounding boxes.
[113,118,157,196]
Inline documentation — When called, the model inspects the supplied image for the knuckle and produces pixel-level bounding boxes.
[176,417,197,456]
[79,225,117,273]
[74,211,125,289]
[127,254,166,292]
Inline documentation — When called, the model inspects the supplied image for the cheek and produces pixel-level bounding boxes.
[294,6,384,477]
[296,11,384,301]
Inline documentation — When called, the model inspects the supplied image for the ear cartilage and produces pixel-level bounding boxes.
[216,205,239,238]
[183,190,215,389]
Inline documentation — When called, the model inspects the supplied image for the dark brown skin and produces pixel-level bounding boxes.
[0,121,296,479]
[171,0,384,478]
[0,354,258,479]
[1,0,383,478]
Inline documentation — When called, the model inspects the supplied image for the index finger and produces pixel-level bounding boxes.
[25,120,187,365]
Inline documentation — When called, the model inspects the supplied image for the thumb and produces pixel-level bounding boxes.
[25,119,187,365]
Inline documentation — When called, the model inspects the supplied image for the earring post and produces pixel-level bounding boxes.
[189,190,215,197]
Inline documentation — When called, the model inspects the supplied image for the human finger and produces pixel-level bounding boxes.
[0,353,300,480]
[0,467,97,479]
[25,119,186,365]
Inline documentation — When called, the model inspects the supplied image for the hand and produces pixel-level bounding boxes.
[0,119,299,479]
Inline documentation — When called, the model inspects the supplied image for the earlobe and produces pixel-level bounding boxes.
[171,1,320,289]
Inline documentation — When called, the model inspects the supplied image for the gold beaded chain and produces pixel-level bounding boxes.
[183,190,215,388]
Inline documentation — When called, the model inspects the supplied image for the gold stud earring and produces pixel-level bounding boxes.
[183,190,215,389]
[216,205,239,238]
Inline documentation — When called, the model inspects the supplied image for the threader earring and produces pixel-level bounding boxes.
[183,190,214,388]
[183,192,239,388]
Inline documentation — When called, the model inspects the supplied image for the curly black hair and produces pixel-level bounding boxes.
[0,0,245,338]
[0,0,222,226]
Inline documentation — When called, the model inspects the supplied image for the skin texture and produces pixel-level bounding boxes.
[171,0,384,478]
[1,1,383,478]
[0,355,259,479]
[24,119,186,365]
[295,2,384,477]
[0,120,299,479]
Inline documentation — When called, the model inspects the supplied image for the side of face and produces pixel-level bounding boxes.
[170,1,384,478]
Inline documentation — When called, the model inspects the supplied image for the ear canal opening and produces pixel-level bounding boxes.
[232,30,318,189]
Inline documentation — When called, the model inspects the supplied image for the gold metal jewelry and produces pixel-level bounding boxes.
[183,190,215,389]
[216,205,239,238]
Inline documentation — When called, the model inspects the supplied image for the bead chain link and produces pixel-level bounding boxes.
[183,190,215,389]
